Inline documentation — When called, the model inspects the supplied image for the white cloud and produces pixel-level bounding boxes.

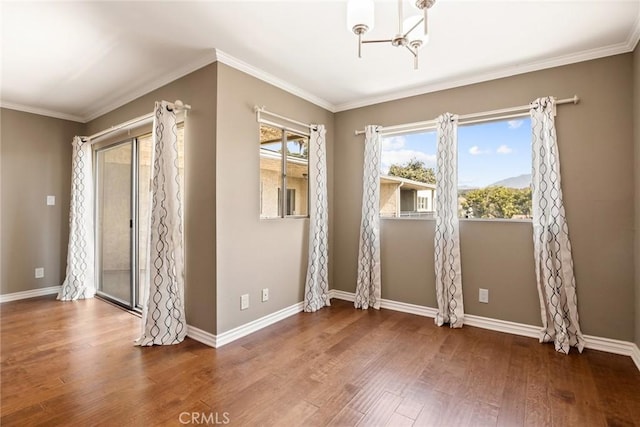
[496,144,513,154]
[508,120,523,129]
[469,145,488,155]
[381,136,406,150]
[381,149,436,174]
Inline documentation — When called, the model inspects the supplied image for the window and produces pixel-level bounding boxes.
[380,131,437,219]
[379,117,532,220]
[417,196,428,211]
[458,117,532,219]
[259,124,309,218]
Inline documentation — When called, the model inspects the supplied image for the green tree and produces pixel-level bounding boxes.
[388,158,436,184]
[461,186,531,219]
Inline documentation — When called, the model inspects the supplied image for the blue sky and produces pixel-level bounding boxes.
[381,117,532,188]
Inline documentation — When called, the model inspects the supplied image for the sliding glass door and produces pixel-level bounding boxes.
[94,127,183,311]
[96,141,135,306]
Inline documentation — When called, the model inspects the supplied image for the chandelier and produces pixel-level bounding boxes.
[347,0,436,69]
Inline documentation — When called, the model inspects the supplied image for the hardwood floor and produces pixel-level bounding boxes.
[1,296,639,426]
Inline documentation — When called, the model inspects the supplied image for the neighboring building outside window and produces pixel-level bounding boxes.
[259,124,309,219]
[380,131,437,218]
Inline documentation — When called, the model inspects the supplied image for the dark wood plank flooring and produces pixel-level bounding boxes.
[1,296,639,426]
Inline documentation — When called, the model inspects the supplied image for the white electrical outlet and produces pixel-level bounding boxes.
[261,288,269,302]
[35,268,44,279]
[46,195,55,206]
[240,294,249,310]
[479,288,489,303]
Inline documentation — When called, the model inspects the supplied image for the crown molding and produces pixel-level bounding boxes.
[628,6,640,52]
[213,49,336,113]
[334,39,638,112]
[82,50,219,123]
[5,10,639,124]
[0,102,85,123]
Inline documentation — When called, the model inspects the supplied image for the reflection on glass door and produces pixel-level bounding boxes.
[136,134,153,309]
[96,141,133,305]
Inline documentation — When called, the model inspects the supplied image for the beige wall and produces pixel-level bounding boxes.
[334,54,635,341]
[216,63,334,333]
[1,109,84,294]
[634,41,640,347]
[87,64,218,334]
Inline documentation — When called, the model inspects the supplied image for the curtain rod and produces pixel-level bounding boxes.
[354,95,579,136]
[254,105,317,131]
[85,100,191,143]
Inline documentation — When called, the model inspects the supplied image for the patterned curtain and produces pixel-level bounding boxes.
[354,125,381,309]
[58,136,95,301]
[136,101,186,346]
[530,96,584,354]
[434,113,464,328]
[304,125,330,312]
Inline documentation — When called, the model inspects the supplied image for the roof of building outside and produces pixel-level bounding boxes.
[380,175,436,191]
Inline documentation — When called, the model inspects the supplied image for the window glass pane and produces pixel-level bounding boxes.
[380,131,437,218]
[96,142,132,303]
[285,132,308,217]
[259,125,283,218]
[458,117,532,219]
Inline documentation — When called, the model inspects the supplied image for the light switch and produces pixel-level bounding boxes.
[46,195,55,206]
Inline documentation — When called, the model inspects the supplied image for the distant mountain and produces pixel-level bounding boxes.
[458,185,478,191]
[489,174,531,189]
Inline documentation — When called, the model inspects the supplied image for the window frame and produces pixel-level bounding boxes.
[259,122,310,220]
[378,114,533,222]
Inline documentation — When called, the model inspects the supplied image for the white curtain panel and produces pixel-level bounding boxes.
[304,125,331,312]
[434,113,464,328]
[136,101,187,346]
[530,96,585,354]
[354,125,381,310]
[58,136,96,301]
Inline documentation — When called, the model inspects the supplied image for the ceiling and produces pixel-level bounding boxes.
[2,1,639,122]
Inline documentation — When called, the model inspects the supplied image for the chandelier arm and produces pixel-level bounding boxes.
[403,17,424,38]
[405,45,418,57]
[404,44,419,69]
[362,39,395,44]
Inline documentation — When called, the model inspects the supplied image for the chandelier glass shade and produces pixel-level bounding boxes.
[346,0,436,69]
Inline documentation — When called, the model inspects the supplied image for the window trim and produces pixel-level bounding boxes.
[259,123,310,220]
[379,116,533,222]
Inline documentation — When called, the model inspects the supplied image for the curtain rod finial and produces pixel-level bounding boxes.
[572,95,579,104]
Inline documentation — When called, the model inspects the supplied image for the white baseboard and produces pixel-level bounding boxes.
[215,302,304,348]
[331,289,355,302]
[465,314,539,339]
[187,301,305,349]
[186,324,217,348]
[630,343,640,371]
[0,285,60,303]
[330,289,640,370]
